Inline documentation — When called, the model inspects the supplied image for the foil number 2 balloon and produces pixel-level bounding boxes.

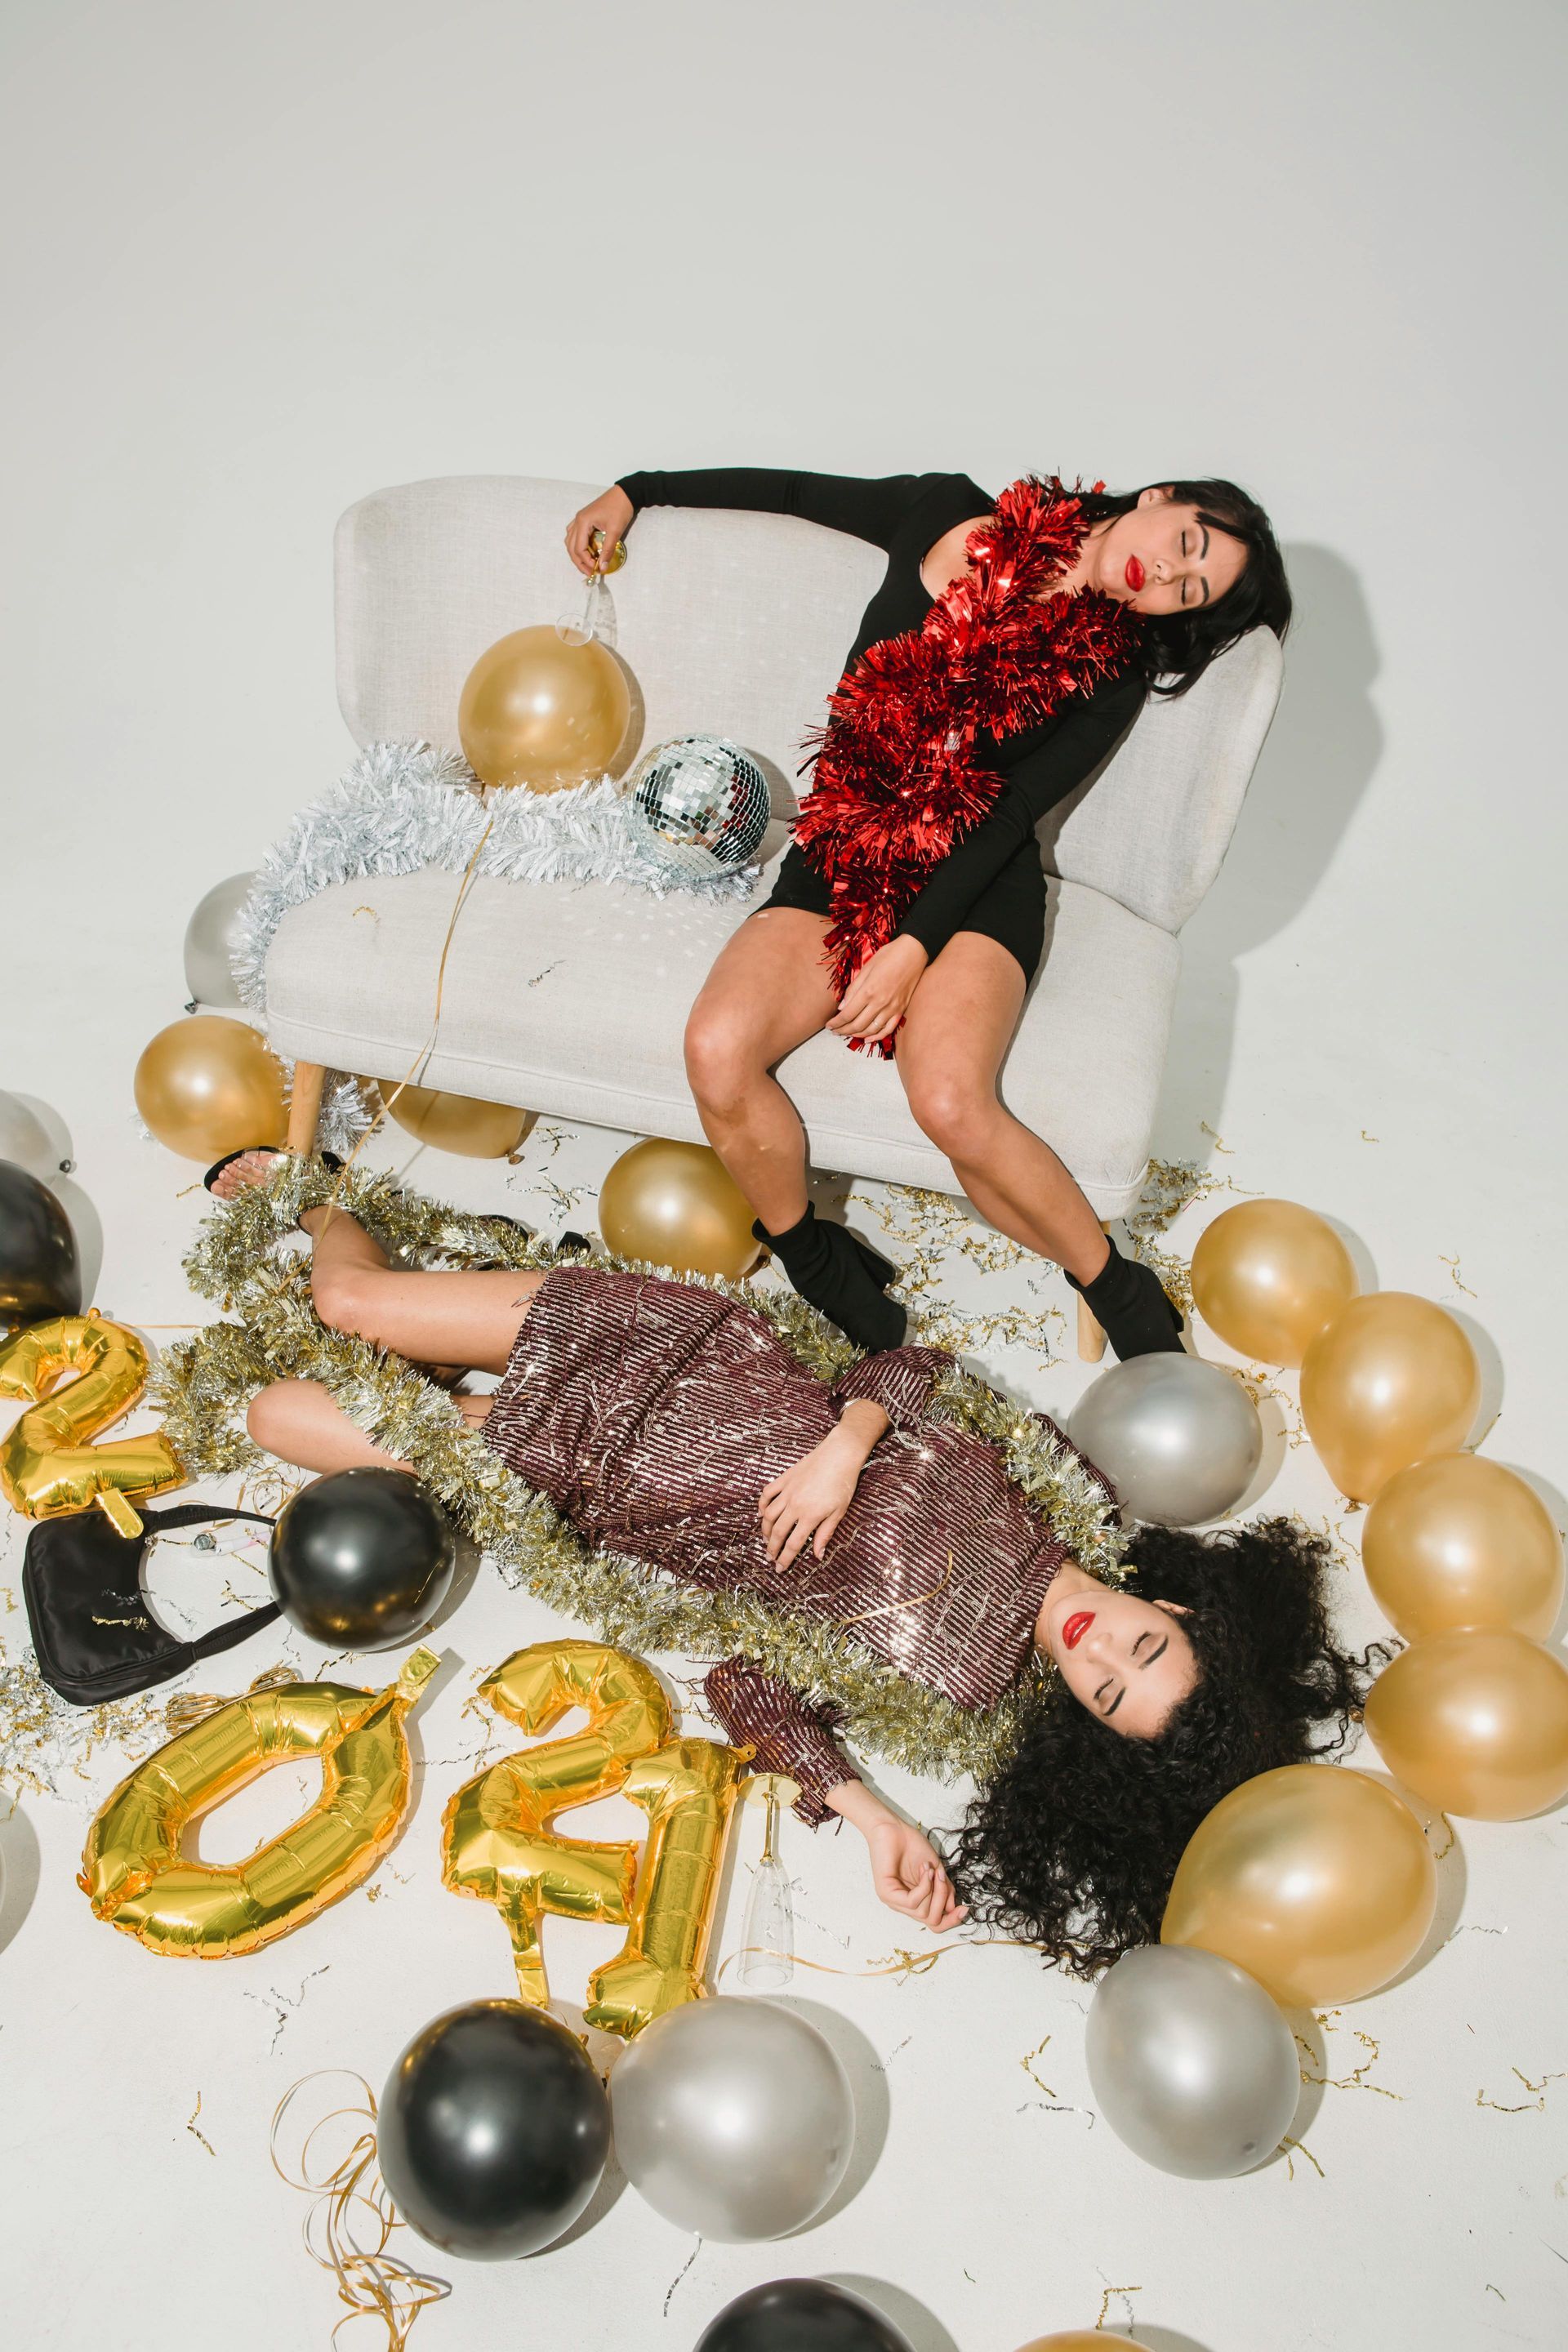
[0,1312,183,1535]
[443,1640,748,2038]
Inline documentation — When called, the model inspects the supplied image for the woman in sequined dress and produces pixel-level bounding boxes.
[221,1155,1378,1976]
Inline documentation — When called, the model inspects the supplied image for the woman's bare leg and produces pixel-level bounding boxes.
[208,1152,546,1374]
[247,1379,494,1474]
[684,908,840,1231]
[896,933,1112,1285]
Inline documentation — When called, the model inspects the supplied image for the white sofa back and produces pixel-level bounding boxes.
[335,474,1283,933]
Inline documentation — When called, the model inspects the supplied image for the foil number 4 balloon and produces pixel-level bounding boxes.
[443,1640,748,2038]
[0,1312,183,1536]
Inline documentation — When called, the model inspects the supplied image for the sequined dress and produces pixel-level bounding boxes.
[479,1265,1088,1822]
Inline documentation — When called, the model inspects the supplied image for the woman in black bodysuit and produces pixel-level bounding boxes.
[565,467,1290,1361]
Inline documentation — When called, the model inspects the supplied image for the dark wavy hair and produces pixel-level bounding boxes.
[945,1518,1385,1979]
[1076,476,1292,699]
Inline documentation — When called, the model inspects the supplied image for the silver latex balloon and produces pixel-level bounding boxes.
[183,871,256,1007]
[1086,1944,1299,2177]
[1068,1352,1263,1526]
[0,1093,64,1181]
[624,735,770,881]
[608,1997,853,2240]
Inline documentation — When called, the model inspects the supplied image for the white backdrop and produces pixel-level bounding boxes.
[2,6,1566,2350]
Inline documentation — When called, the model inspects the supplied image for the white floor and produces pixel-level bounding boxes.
[4,5,1566,2348]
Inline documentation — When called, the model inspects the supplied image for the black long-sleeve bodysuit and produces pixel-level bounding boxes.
[617,466,1145,977]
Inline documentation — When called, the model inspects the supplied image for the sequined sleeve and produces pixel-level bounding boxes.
[703,1658,859,1827]
[831,1347,948,1434]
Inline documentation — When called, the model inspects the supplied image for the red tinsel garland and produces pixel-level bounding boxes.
[794,474,1135,1054]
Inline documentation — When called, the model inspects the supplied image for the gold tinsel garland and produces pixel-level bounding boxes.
[153,1160,1126,1788]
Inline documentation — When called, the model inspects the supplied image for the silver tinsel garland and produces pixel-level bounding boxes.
[154,1160,1127,1790]
[229,741,761,1153]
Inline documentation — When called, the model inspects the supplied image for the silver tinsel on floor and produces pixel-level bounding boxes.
[229,742,760,1152]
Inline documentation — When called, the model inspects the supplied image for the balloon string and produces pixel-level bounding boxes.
[311,805,498,1227]
[271,2071,450,2350]
[716,1935,1052,1987]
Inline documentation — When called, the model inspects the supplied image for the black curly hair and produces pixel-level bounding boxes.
[944,1518,1385,1979]
[1076,476,1292,700]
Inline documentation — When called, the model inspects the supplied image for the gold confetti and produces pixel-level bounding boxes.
[1361,1129,1380,1143]
[1477,2066,1567,2114]
[1094,2283,1142,2329]
[187,2093,216,2158]
[1019,2034,1057,2099]
[1439,1254,1477,1297]
[1199,1120,1233,1154]
[1281,2134,1324,2180]
[0,1633,168,1800]
[1296,2014,1404,2100]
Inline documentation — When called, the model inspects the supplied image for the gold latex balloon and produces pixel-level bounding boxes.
[583,1735,748,2038]
[1299,1292,1481,1502]
[382,1081,534,1159]
[1014,2338,1119,2351]
[444,1641,670,2006]
[80,1649,437,1956]
[1365,1630,1568,1820]
[598,1137,760,1279]
[1190,1197,1358,1367]
[134,1013,287,1162]
[443,1638,746,2037]
[1362,1452,1564,1639]
[0,1312,183,1536]
[1160,1764,1437,2008]
[458,621,631,791]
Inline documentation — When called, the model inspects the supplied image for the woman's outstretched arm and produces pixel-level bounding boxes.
[615,466,930,551]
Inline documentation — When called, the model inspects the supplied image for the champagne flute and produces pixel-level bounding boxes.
[740,1775,795,1989]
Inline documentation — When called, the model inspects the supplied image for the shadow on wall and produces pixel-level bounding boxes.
[1152,542,1383,1148]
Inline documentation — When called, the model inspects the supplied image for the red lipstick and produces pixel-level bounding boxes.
[1061,1610,1094,1650]
[1125,556,1145,592]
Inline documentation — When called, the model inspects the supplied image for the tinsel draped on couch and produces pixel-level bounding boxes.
[265,473,1281,1220]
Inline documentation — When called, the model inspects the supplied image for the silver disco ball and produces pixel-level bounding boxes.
[624,735,771,880]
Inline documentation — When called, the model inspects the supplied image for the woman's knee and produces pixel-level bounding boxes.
[247,1380,317,1459]
[902,1065,996,1159]
[310,1259,382,1339]
[684,998,767,1112]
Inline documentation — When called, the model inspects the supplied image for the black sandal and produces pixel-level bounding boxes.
[202,1145,343,1196]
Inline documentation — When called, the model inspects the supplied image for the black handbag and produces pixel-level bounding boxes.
[23,1500,284,1705]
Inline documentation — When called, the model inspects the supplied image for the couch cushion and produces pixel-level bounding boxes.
[335,474,1281,930]
[265,855,1178,1222]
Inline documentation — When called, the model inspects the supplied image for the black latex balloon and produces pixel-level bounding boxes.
[268,1467,455,1647]
[0,1160,81,1334]
[377,2001,611,2260]
[694,2282,915,2352]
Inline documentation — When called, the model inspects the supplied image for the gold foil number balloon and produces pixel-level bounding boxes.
[133,1013,288,1162]
[443,1639,747,2038]
[1160,1763,1437,2008]
[1190,1197,1358,1367]
[0,1312,183,1535]
[80,1649,437,1957]
[1299,1293,1481,1502]
[458,622,631,792]
[1365,1630,1568,1820]
[1361,1452,1564,1639]
[598,1137,760,1280]
[382,1081,534,1159]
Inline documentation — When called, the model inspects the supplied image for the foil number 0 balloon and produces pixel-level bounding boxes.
[0,1312,183,1536]
[81,1650,438,1957]
[443,1640,748,2038]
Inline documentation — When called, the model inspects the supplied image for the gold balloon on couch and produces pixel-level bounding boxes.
[383,1081,534,1159]
[134,1014,288,1161]
[1160,1764,1437,2007]
[459,622,631,792]
[1365,1631,1568,1820]
[599,1138,760,1279]
[1361,1452,1564,1639]
[1190,1197,1358,1366]
[1298,1293,1481,1502]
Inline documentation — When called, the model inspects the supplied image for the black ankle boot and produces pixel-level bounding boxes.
[754,1205,907,1353]
[1066,1233,1185,1361]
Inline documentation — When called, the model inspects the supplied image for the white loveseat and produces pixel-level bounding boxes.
[268,474,1282,1223]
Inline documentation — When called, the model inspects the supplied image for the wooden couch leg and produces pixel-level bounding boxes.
[1076,1221,1113,1364]
[286,1062,327,1155]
